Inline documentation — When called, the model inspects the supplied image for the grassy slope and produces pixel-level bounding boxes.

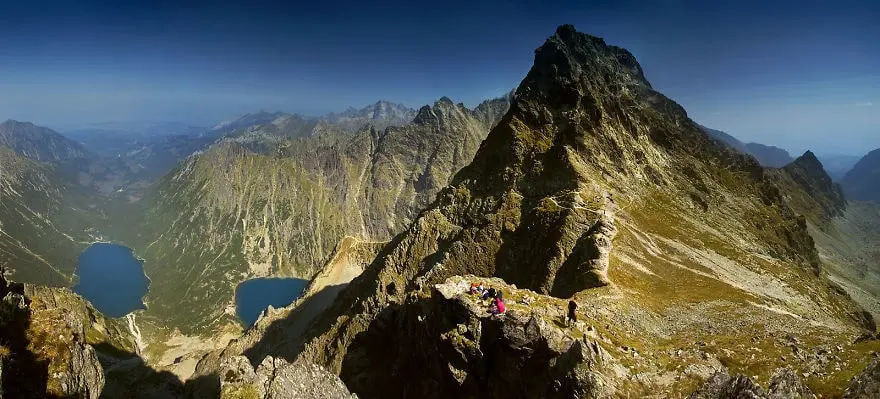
[269,26,876,397]
[0,147,96,286]
[135,99,502,335]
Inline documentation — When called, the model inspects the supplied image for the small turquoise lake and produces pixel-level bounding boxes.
[235,278,308,327]
[73,243,149,318]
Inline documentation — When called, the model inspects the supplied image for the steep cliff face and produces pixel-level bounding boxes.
[223,25,874,398]
[841,148,880,201]
[135,96,510,333]
[0,271,132,398]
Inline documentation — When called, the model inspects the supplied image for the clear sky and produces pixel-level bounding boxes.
[0,0,877,154]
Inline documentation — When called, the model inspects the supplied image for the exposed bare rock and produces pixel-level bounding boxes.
[767,368,816,399]
[689,372,766,399]
[844,357,880,398]
[689,368,816,399]
[219,355,357,399]
[136,94,511,334]
[0,271,107,398]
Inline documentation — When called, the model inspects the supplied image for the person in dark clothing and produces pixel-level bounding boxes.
[482,287,497,300]
[567,299,578,326]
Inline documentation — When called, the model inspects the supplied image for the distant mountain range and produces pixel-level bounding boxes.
[133,94,511,332]
[699,124,795,168]
[820,154,864,181]
[0,120,90,162]
[3,24,880,398]
[699,124,865,181]
[841,148,880,201]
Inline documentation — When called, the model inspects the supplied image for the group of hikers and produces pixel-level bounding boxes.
[469,282,506,315]
[467,280,581,326]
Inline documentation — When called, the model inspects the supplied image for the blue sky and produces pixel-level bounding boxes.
[0,0,877,154]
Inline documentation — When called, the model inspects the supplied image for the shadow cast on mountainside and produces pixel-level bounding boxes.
[0,280,54,399]
[239,232,409,372]
[97,344,219,399]
[1,269,218,398]
[243,282,349,367]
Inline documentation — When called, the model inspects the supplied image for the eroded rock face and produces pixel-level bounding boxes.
[219,355,357,399]
[0,272,105,399]
[768,368,817,399]
[844,357,880,398]
[313,276,616,398]
[137,94,511,334]
[689,369,816,399]
[689,372,766,399]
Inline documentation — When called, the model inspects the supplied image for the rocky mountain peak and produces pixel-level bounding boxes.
[784,150,842,196]
[412,96,471,126]
[525,24,651,101]
[770,150,847,225]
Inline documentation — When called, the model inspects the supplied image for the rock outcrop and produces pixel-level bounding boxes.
[0,270,107,398]
[844,357,880,398]
[769,150,847,226]
[218,356,357,399]
[209,24,877,398]
[689,368,816,399]
[136,95,511,333]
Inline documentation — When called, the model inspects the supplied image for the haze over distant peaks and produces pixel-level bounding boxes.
[841,148,880,201]
[0,119,89,162]
[699,124,795,168]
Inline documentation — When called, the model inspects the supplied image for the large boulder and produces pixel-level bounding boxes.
[689,368,816,399]
[219,355,357,399]
[844,357,880,398]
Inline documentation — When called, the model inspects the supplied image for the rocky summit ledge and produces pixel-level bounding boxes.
[218,355,357,399]
[428,276,880,399]
[422,275,622,398]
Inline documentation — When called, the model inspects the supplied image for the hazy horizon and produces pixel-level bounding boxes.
[1,0,878,154]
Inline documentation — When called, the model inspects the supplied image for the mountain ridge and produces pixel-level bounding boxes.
[0,119,90,163]
[699,124,795,168]
[841,148,880,201]
[132,94,512,333]
[213,25,873,398]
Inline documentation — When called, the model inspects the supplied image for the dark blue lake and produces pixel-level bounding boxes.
[73,243,149,318]
[235,278,308,326]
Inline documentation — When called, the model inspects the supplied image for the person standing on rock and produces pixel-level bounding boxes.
[567,299,578,326]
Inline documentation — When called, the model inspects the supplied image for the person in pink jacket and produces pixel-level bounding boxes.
[489,298,506,315]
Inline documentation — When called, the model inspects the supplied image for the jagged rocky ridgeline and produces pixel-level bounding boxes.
[134,93,512,334]
[184,25,880,398]
[4,23,880,399]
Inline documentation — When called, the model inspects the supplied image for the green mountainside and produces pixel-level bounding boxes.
[209,25,879,398]
[0,146,97,285]
[2,23,880,399]
[133,96,510,333]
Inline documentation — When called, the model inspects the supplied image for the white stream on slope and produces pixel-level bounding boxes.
[126,313,146,355]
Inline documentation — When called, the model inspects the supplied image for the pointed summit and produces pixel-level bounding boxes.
[229,26,859,398]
